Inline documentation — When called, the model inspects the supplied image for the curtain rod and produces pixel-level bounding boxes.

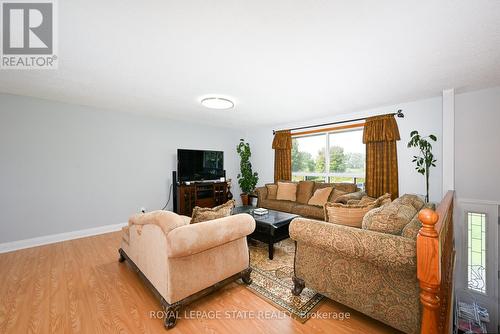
[272,109,404,135]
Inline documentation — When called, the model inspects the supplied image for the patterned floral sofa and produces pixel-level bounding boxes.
[289,194,433,334]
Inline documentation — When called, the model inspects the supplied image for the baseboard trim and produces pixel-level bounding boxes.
[0,222,127,254]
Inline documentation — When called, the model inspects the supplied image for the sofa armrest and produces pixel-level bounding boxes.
[166,214,256,258]
[255,186,268,206]
[289,217,416,271]
[129,210,188,235]
[335,191,366,204]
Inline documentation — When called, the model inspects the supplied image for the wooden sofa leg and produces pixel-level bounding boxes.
[292,276,305,296]
[163,303,181,329]
[118,248,126,263]
[241,267,252,285]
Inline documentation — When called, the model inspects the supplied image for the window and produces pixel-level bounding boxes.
[467,212,487,294]
[291,128,365,188]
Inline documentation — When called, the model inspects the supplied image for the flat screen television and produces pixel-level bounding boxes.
[177,149,224,182]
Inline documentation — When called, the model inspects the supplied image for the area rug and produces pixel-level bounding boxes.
[242,238,324,323]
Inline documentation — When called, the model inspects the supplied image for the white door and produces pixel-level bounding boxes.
[455,199,499,333]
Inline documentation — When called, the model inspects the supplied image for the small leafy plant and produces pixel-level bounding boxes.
[237,139,259,194]
[407,131,437,202]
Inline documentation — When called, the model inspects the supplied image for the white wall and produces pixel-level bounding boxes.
[455,86,500,202]
[245,96,444,202]
[0,94,241,244]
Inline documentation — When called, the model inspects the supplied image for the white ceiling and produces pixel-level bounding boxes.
[1,0,500,127]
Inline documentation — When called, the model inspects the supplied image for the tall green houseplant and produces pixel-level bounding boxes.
[237,139,259,204]
[407,130,437,202]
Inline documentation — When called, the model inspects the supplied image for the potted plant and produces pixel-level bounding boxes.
[407,130,437,202]
[237,139,259,205]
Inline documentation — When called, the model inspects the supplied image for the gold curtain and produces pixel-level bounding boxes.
[363,115,400,200]
[272,130,292,182]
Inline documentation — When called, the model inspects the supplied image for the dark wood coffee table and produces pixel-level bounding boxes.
[232,206,299,260]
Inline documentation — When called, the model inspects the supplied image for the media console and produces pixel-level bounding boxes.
[174,181,228,216]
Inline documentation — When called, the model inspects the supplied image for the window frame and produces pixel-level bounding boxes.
[291,126,366,184]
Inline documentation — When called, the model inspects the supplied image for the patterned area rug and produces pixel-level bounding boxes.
[243,238,324,323]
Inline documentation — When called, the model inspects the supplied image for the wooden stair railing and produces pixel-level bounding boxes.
[417,190,455,334]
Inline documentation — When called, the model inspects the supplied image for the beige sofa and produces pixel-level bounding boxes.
[290,194,432,334]
[256,180,364,220]
[119,210,255,329]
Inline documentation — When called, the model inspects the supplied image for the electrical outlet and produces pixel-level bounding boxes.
[140,207,146,213]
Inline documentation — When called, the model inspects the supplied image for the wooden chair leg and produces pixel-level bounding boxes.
[241,267,252,285]
[291,276,305,296]
[163,303,181,329]
[118,248,126,263]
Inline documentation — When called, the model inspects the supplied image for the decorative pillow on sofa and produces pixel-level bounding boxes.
[362,195,421,235]
[307,187,333,206]
[276,182,297,201]
[361,193,392,206]
[400,202,436,239]
[334,191,365,204]
[191,199,235,224]
[347,193,391,206]
[296,180,314,204]
[328,189,347,202]
[324,202,376,228]
[266,184,278,200]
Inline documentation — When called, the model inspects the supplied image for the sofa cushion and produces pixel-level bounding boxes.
[265,184,278,200]
[308,187,333,206]
[324,202,376,228]
[191,199,235,224]
[296,181,314,204]
[333,182,358,193]
[362,196,418,235]
[262,199,296,212]
[276,182,297,201]
[291,204,324,220]
[313,182,335,193]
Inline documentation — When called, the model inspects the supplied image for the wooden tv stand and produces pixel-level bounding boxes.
[175,181,228,216]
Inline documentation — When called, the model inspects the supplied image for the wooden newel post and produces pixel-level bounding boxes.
[417,208,441,334]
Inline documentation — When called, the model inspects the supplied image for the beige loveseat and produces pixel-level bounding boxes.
[290,194,432,334]
[119,210,255,329]
[256,180,364,220]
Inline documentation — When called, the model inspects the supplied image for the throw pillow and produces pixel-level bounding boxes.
[334,191,365,204]
[362,197,418,235]
[191,199,235,224]
[307,187,333,206]
[324,202,376,228]
[358,195,376,206]
[375,193,392,206]
[328,189,347,202]
[266,184,278,200]
[276,182,297,201]
[296,180,314,204]
[358,193,391,206]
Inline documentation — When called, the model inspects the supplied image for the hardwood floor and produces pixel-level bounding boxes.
[0,232,400,334]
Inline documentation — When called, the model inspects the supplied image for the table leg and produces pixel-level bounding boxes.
[268,237,274,260]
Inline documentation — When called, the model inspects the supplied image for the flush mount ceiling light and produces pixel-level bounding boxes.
[200,97,234,110]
